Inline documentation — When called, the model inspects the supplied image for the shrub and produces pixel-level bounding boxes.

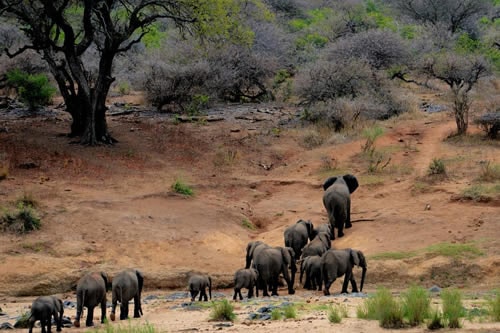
[270,308,282,320]
[402,285,431,326]
[171,179,194,196]
[300,130,324,149]
[328,304,348,323]
[362,125,384,155]
[283,304,297,319]
[441,289,465,328]
[487,291,500,322]
[477,161,500,182]
[1,204,41,234]
[473,111,499,139]
[428,158,446,176]
[6,69,56,109]
[13,311,30,328]
[209,299,236,322]
[427,309,444,330]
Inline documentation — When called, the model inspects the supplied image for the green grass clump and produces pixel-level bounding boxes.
[427,309,444,330]
[357,287,404,328]
[1,203,41,234]
[425,242,483,259]
[13,311,30,328]
[270,308,282,320]
[401,285,431,326]
[171,179,194,196]
[370,251,417,260]
[241,218,256,230]
[441,288,465,328]
[283,304,297,319]
[487,291,500,322]
[428,158,446,175]
[328,304,348,323]
[209,299,236,322]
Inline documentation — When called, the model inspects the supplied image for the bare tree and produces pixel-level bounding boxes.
[422,53,491,135]
[0,1,244,145]
[388,0,491,34]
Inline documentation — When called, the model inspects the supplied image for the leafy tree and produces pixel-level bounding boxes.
[422,53,491,135]
[0,0,255,145]
[388,0,492,34]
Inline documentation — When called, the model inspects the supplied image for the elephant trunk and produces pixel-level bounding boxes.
[208,277,212,300]
[360,267,367,292]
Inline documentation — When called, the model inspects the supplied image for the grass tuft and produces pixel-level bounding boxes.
[1,204,41,234]
[357,287,404,328]
[270,308,282,320]
[283,304,297,319]
[209,299,236,322]
[488,291,500,322]
[401,285,431,326]
[427,158,446,176]
[92,321,156,333]
[427,308,444,330]
[241,218,256,230]
[441,288,465,328]
[328,304,348,323]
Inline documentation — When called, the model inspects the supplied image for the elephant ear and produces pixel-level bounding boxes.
[305,220,314,239]
[135,270,144,292]
[319,233,330,248]
[100,272,111,291]
[349,249,360,266]
[343,174,359,193]
[357,251,367,268]
[323,177,338,191]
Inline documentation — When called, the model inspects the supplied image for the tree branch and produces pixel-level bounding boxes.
[4,44,36,58]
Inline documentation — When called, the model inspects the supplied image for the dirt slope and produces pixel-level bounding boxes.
[0,97,499,332]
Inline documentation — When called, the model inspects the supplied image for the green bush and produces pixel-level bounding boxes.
[271,308,282,320]
[428,158,446,176]
[6,69,56,109]
[362,126,384,155]
[209,300,236,322]
[171,179,194,196]
[488,291,500,322]
[1,203,41,234]
[402,285,431,326]
[441,289,465,328]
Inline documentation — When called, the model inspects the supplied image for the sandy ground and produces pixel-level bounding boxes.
[0,93,499,332]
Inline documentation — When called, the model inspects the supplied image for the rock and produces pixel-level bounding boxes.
[0,322,14,330]
[429,285,442,293]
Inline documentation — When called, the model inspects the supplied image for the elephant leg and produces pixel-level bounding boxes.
[55,310,62,332]
[350,275,359,293]
[345,200,352,229]
[43,318,49,333]
[271,278,279,296]
[110,295,117,321]
[247,286,253,299]
[324,279,333,296]
[262,281,270,297]
[341,274,350,294]
[317,274,323,291]
[120,302,128,320]
[190,290,198,302]
[133,295,141,318]
[100,299,107,323]
[232,289,238,301]
[86,306,94,327]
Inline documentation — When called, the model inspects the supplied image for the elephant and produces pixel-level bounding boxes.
[188,274,212,302]
[321,248,367,296]
[245,240,270,269]
[253,246,296,297]
[322,174,359,239]
[301,232,331,259]
[110,269,144,321]
[233,268,259,300]
[284,219,315,261]
[300,255,322,291]
[313,223,334,240]
[73,271,110,327]
[28,296,63,333]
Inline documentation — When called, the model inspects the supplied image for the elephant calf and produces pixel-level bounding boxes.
[301,232,331,259]
[188,274,212,302]
[233,268,259,300]
[300,255,322,291]
[28,296,63,333]
[110,269,144,321]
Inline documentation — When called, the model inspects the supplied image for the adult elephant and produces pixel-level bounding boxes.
[245,240,270,269]
[74,271,110,327]
[301,232,331,259]
[322,174,359,239]
[28,296,63,333]
[284,219,315,261]
[253,246,296,296]
[110,269,144,321]
[300,255,322,291]
[321,248,367,296]
[188,274,212,302]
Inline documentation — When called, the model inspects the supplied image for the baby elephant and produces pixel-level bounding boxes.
[188,274,212,302]
[233,268,259,300]
[28,296,64,333]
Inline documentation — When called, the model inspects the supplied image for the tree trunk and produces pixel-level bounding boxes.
[452,87,470,136]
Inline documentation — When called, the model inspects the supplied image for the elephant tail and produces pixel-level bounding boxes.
[208,277,212,300]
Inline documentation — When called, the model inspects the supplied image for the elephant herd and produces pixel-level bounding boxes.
[27,174,363,332]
